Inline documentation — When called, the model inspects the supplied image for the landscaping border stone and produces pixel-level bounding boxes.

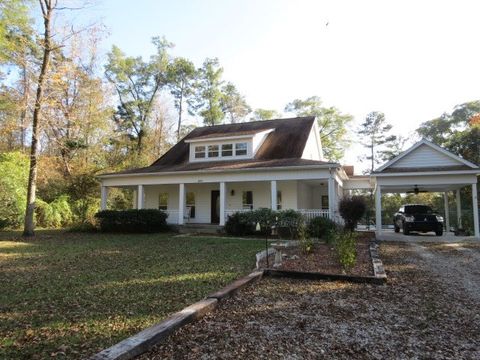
[89,271,263,360]
[369,241,387,280]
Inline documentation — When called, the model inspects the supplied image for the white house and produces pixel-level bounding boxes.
[98,117,480,238]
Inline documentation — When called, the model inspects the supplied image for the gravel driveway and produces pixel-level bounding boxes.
[140,242,480,359]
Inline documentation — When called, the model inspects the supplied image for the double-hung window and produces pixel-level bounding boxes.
[221,144,233,157]
[194,145,206,159]
[158,193,168,210]
[235,142,247,156]
[208,145,219,158]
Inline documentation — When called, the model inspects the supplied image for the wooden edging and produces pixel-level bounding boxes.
[89,271,263,360]
[264,269,385,285]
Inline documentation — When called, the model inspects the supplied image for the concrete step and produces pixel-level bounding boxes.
[178,224,223,234]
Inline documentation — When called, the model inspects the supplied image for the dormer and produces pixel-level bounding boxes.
[185,128,274,162]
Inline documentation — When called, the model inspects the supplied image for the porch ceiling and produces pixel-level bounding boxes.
[380,183,467,194]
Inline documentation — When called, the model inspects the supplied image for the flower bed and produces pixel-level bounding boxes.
[260,233,375,277]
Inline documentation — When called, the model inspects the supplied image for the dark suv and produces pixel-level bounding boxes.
[393,204,444,236]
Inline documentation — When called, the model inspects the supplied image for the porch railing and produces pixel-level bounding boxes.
[224,208,331,222]
[298,209,330,221]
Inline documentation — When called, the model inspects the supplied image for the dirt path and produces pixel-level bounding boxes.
[140,243,480,359]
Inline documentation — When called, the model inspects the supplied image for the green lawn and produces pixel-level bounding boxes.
[0,230,263,359]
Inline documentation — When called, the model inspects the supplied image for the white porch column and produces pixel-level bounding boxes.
[137,185,144,209]
[375,185,382,235]
[219,182,226,226]
[178,183,185,225]
[443,192,450,231]
[270,180,278,211]
[100,186,108,210]
[456,189,462,228]
[472,183,479,238]
[328,174,336,220]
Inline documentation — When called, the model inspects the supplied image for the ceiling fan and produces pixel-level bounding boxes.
[407,185,428,195]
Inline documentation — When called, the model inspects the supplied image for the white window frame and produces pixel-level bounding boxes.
[194,145,206,159]
[235,142,248,156]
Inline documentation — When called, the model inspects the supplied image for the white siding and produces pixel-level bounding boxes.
[391,144,462,168]
[301,125,322,160]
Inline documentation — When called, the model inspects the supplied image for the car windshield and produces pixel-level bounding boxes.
[404,205,433,214]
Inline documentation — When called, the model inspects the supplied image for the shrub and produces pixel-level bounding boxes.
[277,209,306,240]
[0,152,29,228]
[36,195,73,228]
[95,209,169,233]
[333,231,357,271]
[307,216,337,240]
[224,212,255,236]
[299,237,314,254]
[250,208,278,236]
[339,196,367,231]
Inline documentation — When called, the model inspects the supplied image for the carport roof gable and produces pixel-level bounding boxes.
[374,139,479,173]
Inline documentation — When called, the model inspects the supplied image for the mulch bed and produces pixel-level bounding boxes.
[139,243,480,359]
[260,237,374,277]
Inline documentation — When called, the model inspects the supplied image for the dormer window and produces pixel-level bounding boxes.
[208,145,219,158]
[221,144,233,156]
[186,129,274,162]
[235,142,247,156]
[194,145,206,159]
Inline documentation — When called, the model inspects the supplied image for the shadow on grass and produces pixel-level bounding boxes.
[0,231,263,359]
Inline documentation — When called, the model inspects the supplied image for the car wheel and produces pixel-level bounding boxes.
[394,225,400,233]
[436,230,443,236]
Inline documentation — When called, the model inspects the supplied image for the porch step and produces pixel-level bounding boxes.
[178,224,223,235]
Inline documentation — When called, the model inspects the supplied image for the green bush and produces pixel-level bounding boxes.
[36,195,73,228]
[250,208,278,235]
[307,216,337,240]
[333,231,357,271]
[277,209,306,240]
[224,212,255,236]
[0,152,29,229]
[339,196,367,231]
[95,209,169,233]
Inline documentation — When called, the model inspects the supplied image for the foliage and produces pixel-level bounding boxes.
[285,96,353,161]
[0,231,263,358]
[250,108,280,121]
[193,58,225,126]
[307,216,337,240]
[339,196,367,231]
[105,37,173,154]
[221,82,251,123]
[36,195,73,228]
[276,209,306,240]
[0,151,29,228]
[358,111,397,172]
[299,237,314,254]
[224,212,255,236]
[166,56,197,139]
[95,209,169,233]
[250,208,277,235]
[0,0,32,64]
[332,230,357,271]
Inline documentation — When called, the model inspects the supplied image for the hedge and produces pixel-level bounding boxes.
[94,209,169,233]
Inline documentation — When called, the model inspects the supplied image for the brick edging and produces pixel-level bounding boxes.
[88,271,263,360]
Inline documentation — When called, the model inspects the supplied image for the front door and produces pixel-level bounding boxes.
[211,190,220,224]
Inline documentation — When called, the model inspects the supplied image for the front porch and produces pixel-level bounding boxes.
[100,179,340,226]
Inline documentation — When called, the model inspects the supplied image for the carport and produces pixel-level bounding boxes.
[371,139,480,239]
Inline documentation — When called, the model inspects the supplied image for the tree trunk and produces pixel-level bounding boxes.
[20,61,29,150]
[177,89,183,141]
[23,1,53,237]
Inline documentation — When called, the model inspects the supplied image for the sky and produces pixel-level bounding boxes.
[68,0,480,171]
